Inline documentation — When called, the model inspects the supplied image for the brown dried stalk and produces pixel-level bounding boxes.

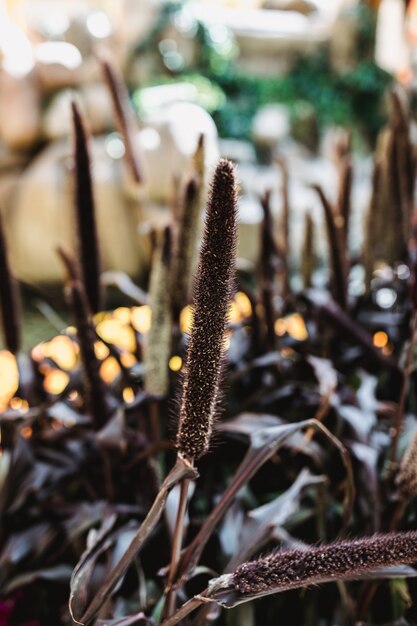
[176,158,238,462]
[0,208,21,354]
[312,184,348,310]
[71,101,103,315]
[58,248,109,430]
[100,55,142,184]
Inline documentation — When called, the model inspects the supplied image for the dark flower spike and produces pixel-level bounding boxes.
[0,208,21,354]
[312,184,348,310]
[259,189,278,347]
[224,532,417,602]
[71,101,103,315]
[176,159,238,461]
[301,212,315,289]
[100,55,143,185]
[58,247,109,429]
[171,175,202,319]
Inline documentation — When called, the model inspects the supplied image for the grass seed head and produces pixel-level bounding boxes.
[233,532,417,596]
[176,158,238,461]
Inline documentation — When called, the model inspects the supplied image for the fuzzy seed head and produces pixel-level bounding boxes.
[176,159,238,461]
[171,176,201,316]
[233,532,417,596]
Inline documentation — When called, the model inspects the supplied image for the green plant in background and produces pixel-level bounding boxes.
[130,1,392,144]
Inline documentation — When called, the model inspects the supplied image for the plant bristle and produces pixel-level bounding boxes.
[176,159,238,461]
[233,532,417,595]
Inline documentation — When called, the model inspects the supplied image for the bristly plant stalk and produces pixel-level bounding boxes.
[58,248,109,430]
[259,189,279,347]
[161,532,417,626]
[301,212,315,289]
[71,101,103,315]
[230,533,417,598]
[0,208,21,354]
[176,158,238,462]
[165,159,238,616]
[100,55,143,185]
[171,176,202,321]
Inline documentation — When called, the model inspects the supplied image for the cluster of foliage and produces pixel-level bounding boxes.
[131,2,392,143]
[2,58,417,626]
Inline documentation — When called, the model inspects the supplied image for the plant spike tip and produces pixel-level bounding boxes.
[71,100,103,315]
[176,158,238,461]
[0,209,21,354]
[100,55,142,185]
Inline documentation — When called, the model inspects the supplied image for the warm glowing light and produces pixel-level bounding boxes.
[169,355,182,372]
[113,307,132,324]
[131,306,152,334]
[180,305,193,334]
[44,370,70,395]
[100,357,121,383]
[274,314,308,341]
[10,397,29,413]
[94,341,110,360]
[31,343,45,362]
[373,331,389,349]
[123,387,135,403]
[286,314,308,341]
[120,352,136,368]
[274,318,287,336]
[235,291,252,318]
[0,351,19,409]
[44,335,78,370]
[96,319,136,353]
[21,426,32,439]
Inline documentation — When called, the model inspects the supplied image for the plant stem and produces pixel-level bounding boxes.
[160,593,209,626]
[164,476,191,617]
[72,457,197,625]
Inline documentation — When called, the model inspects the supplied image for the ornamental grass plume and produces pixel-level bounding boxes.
[171,176,201,319]
[71,101,103,315]
[231,532,417,597]
[176,158,238,461]
[144,226,173,397]
[301,212,315,289]
[100,55,142,185]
